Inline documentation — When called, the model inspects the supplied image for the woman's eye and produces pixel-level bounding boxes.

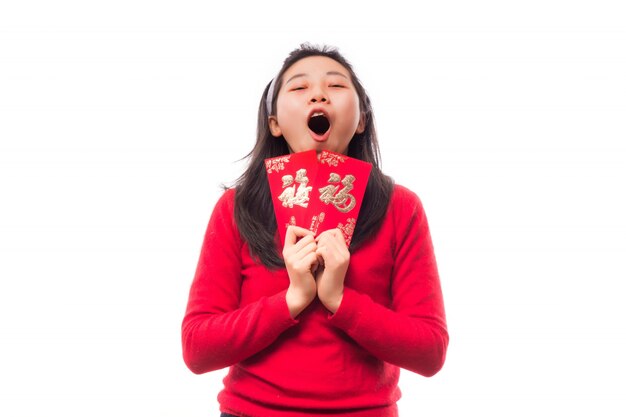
[291,86,306,91]
[330,84,345,88]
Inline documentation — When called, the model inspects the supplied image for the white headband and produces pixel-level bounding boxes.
[266,77,278,116]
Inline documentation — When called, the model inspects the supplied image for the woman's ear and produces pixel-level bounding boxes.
[268,116,282,137]
[355,112,366,134]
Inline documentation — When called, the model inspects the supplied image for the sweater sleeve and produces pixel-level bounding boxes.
[181,190,298,374]
[329,187,448,377]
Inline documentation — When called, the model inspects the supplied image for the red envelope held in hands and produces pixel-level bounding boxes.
[308,151,372,245]
[265,150,372,247]
[265,150,318,247]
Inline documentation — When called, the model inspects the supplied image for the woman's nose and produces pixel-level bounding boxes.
[309,86,328,103]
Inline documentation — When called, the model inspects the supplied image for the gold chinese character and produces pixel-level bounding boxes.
[278,169,312,208]
[337,218,357,244]
[318,173,356,213]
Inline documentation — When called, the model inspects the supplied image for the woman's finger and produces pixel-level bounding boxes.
[284,225,315,247]
[316,229,347,249]
[296,240,318,258]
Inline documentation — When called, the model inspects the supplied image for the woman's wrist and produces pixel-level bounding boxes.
[285,286,315,318]
[320,291,343,314]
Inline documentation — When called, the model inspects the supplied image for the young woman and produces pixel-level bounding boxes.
[182,43,448,417]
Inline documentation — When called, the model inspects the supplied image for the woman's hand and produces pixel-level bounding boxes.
[283,226,318,318]
[315,229,350,314]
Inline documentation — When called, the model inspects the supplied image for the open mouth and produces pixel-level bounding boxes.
[308,112,331,135]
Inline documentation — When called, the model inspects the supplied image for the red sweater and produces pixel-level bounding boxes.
[182,185,448,417]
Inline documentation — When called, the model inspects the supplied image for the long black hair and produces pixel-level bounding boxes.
[234,43,394,269]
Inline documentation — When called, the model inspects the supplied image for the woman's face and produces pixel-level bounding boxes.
[268,56,364,155]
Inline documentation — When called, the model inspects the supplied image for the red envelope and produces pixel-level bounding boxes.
[266,150,372,248]
[307,151,372,245]
[265,150,319,247]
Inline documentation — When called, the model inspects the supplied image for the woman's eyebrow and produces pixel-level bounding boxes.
[326,71,348,79]
[285,73,307,85]
[285,71,349,85]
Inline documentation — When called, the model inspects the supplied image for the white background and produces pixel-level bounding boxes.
[1,1,625,416]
